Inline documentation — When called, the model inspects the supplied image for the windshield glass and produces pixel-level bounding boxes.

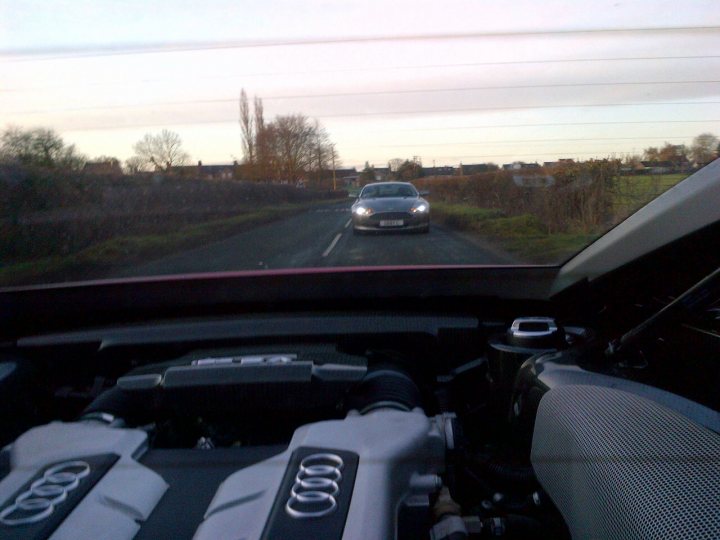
[361,184,418,199]
[1,1,719,287]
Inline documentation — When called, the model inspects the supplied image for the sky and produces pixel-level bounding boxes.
[1,0,720,169]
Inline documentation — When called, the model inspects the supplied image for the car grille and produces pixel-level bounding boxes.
[369,212,412,222]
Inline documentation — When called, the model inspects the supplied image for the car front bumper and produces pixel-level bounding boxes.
[352,212,430,231]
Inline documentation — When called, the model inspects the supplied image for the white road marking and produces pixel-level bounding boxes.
[344,219,352,228]
[322,233,342,257]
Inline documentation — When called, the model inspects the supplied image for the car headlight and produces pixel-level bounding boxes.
[354,206,372,216]
[411,204,428,213]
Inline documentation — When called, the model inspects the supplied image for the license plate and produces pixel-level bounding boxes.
[379,220,404,227]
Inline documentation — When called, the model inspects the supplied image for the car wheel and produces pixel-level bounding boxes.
[420,224,430,234]
[353,227,364,236]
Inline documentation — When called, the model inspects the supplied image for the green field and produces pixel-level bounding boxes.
[430,202,597,263]
[428,173,690,263]
[612,173,688,214]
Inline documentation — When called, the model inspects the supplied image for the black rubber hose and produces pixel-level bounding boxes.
[483,461,536,484]
[471,453,536,484]
[82,385,155,424]
[345,366,421,413]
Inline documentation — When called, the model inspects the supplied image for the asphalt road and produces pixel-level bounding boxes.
[117,202,516,278]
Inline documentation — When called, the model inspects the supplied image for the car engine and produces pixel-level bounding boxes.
[1,296,718,539]
[0,333,571,540]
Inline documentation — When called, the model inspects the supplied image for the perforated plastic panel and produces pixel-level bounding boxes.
[531,385,720,540]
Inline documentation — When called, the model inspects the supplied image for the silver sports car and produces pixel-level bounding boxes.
[351,182,430,234]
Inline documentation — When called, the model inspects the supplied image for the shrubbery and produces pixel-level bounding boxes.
[414,160,620,236]
[0,165,345,262]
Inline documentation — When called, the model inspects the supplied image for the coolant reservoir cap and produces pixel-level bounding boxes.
[507,317,565,349]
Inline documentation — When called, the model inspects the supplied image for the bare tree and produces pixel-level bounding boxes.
[239,89,254,164]
[657,143,687,166]
[1,126,85,170]
[643,146,660,162]
[132,129,190,171]
[237,91,338,184]
[330,145,342,189]
[388,158,404,172]
[253,96,267,179]
[254,96,265,133]
[308,120,333,184]
[689,132,718,165]
[124,156,147,174]
[270,115,317,182]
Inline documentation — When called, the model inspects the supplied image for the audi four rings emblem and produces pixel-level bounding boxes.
[285,453,343,519]
[0,461,90,527]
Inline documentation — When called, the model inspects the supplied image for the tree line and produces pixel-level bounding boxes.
[1,123,717,180]
[238,89,338,184]
[624,133,719,169]
[0,89,341,188]
[357,133,719,183]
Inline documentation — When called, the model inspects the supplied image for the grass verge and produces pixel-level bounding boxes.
[0,201,327,286]
[612,173,688,213]
[431,202,597,264]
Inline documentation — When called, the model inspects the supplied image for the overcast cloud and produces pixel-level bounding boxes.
[1,0,719,167]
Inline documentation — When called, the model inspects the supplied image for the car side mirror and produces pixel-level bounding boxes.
[419,190,430,196]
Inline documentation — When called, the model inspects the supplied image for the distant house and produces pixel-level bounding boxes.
[334,167,359,187]
[543,158,575,169]
[373,167,391,181]
[502,161,540,171]
[172,161,236,180]
[640,161,673,175]
[334,167,357,178]
[422,165,456,177]
[456,163,496,176]
[83,159,123,176]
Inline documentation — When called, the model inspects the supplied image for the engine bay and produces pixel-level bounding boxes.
[1,290,719,539]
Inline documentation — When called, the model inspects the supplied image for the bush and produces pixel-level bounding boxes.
[476,214,547,237]
[431,203,505,229]
[432,203,546,237]
[1,165,345,263]
[415,161,619,235]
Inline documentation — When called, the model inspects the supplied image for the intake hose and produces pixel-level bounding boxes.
[80,384,155,425]
[345,366,422,414]
[484,462,536,484]
[472,453,536,484]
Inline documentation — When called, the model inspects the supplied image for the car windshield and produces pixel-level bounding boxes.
[1,1,719,288]
[361,184,418,199]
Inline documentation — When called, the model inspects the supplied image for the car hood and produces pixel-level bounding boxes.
[355,197,424,212]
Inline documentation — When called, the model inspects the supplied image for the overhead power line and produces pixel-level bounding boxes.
[2,25,719,61]
[388,119,720,131]
[7,80,720,116]
[358,150,672,162]
[266,80,720,101]
[342,136,696,150]
[317,101,720,119]
[4,54,719,93]
[53,112,720,134]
